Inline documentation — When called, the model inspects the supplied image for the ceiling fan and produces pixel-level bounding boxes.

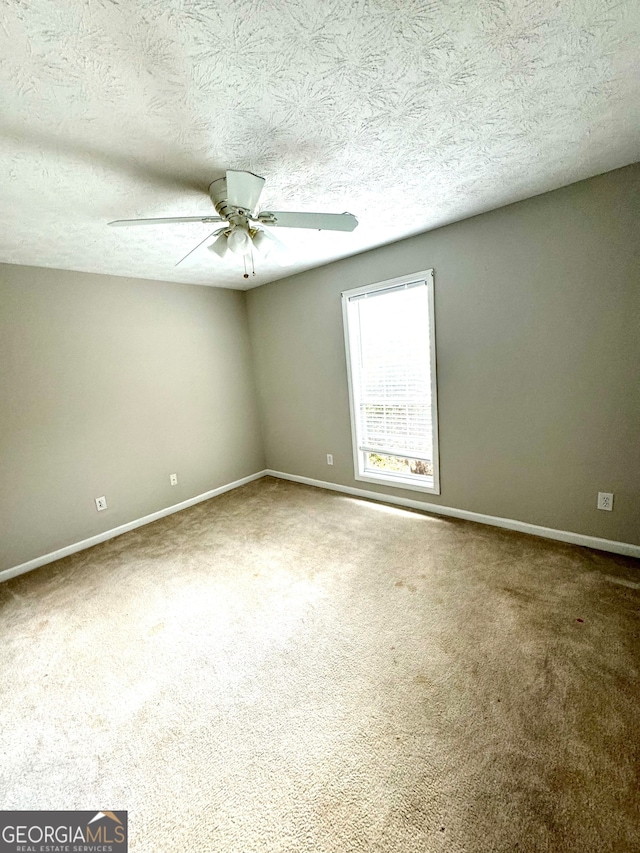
[108,170,358,278]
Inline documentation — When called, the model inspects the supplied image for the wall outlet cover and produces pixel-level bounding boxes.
[597,492,614,511]
[170,473,178,485]
[95,496,107,511]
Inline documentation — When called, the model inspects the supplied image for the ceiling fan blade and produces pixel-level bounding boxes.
[256,211,358,231]
[108,216,224,227]
[225,170,265,212]
[175,229,221,267]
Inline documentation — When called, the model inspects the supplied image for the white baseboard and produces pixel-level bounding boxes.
[265,470,640,559]
[4,467,637,584]
[0,470,268,584]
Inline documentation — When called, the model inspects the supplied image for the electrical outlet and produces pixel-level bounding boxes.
[326,453,334,465]
[95,496,107,512]
[597,492,614,511]
[170,473,178,486]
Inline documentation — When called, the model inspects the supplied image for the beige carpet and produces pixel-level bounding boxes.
[1,477,638,852]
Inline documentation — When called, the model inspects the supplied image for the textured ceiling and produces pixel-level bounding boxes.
[1,0,639,290]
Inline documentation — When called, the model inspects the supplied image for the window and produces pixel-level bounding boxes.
[342,269,440,494]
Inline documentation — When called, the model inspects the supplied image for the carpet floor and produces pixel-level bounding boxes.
[1,476,639,852]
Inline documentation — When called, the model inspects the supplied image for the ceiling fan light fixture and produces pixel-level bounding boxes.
[208,232,230,258]
[227,226,252,256]
[251,228,275,257]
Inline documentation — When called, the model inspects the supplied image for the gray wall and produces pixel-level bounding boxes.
[2,165,638,572]
[246,164,640,546]
[0,265,265,571]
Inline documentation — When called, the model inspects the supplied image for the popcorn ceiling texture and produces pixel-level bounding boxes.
[1,0,639,289]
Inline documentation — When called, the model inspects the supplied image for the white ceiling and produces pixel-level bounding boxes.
[1,0,638,291]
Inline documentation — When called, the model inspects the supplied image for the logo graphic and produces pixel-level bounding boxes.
[88,812,123,826]
[0,810,128,853]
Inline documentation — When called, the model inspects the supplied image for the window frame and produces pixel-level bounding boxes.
[341,268,440,495]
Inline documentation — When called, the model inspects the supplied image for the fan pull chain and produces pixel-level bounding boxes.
[251,251,256,277]
[243,255,248,279]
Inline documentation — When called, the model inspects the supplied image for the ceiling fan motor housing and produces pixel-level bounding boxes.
[209,178,244,223]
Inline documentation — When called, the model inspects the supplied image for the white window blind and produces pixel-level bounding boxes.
[342,271,439,494]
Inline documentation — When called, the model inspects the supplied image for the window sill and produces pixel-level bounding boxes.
[355,470,441,496]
